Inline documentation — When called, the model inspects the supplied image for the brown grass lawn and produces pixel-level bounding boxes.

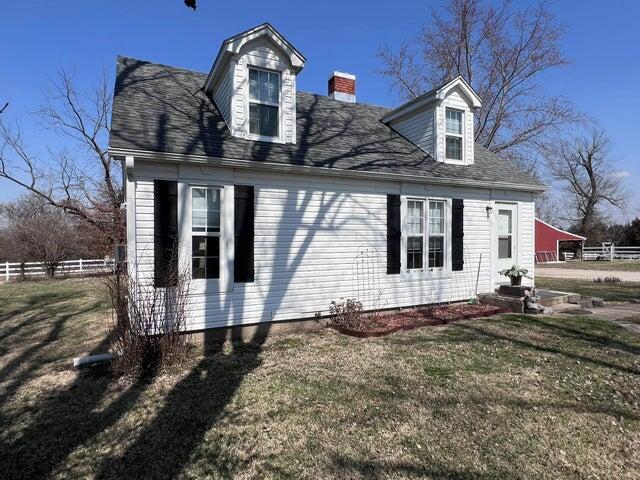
[536,276,640,302]
[541,260,640,271]
[1,279,640,479]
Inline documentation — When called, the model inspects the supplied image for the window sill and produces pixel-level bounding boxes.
[188,278,221,295]
[402,268,452,281]
[246,133,284,144]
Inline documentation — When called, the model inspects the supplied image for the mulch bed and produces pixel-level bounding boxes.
[331,303,509,338]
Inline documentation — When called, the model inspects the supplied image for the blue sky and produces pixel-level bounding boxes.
[1,0,639,219]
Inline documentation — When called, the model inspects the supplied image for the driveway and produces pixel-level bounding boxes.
[536,267,640,282]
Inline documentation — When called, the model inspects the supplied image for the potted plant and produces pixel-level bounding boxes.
[498,265,530,286]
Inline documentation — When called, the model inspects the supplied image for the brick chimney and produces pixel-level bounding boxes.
[328,71,356,103]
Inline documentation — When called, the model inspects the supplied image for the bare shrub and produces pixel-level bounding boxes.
[105,262,190,376]
[593,276,622,284]
[329,298,364,329]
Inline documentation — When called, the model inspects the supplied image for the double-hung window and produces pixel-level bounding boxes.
[428,200,445,268]
[191,186,221,279]
[406,198,447,271]
[248,67,280,138]
[406,200,425,270]
[445,108,463,161]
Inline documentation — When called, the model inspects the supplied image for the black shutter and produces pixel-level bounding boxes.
[234,185,255,283]
[154,180,178,287]
[387,194,401,274]
[452,198,464,271]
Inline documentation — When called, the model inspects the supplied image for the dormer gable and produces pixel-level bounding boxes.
[382,76,482,165]
[204,23,305,144]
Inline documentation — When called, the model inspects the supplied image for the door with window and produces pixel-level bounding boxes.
[496,204,517,281]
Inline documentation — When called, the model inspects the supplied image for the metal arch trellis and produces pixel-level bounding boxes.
[351,243,383,311]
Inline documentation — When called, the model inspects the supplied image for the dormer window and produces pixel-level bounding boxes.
[249,67,280,138]
[445,108,463,161]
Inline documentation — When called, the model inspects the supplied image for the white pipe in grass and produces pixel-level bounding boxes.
[72,353,113,368]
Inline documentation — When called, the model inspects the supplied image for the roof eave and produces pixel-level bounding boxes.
[535,217,586,240]
[109,146,546,193]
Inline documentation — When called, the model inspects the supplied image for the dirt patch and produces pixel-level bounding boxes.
[332,303,508,337]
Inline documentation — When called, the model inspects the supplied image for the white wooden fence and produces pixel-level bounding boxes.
[582,245,640,261]
[0,258,116,281]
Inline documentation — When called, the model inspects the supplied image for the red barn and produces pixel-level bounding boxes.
[535,218,586,263]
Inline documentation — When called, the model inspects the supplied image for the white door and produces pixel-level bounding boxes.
[496,204,517,281]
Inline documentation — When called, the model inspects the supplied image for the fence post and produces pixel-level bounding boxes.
[5,261,9,282]
[79,258,83,274]
[610,245,614,262]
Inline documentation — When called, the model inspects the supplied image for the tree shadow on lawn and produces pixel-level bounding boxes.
[332,454,526,480]
[0,284,125,479]
[456,320,640,377]
[1,325,272,479]
[0,351,148,479]
[532,316,640,356]
[0,285,109,401]
[92,333,270,480]
[0,290,81,343]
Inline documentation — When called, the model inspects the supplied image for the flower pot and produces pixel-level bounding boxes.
[510,275,522,286]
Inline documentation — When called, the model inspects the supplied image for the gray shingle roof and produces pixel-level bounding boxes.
[109,56,544,191]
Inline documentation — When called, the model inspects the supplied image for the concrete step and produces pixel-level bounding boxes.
[550,302,585,313]
[482,289,580,313]
[539,293,580,307]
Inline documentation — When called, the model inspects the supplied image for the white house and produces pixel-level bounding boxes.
[109,23,544,334]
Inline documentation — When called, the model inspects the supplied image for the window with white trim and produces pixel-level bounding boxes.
[445,108,463,161]
[248,67,280,137]
[191,186,221,279]
[406,198,448,271]
[428,200,445,268]
[406,200,424,270]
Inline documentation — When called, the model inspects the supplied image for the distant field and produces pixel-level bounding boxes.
[541,260,640,271]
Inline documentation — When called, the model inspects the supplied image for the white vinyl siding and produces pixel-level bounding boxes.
[130,161,535,331]
[519,201,535,284]
[212,64,233,127]
[388,106,435,156]
[388,87,474,165]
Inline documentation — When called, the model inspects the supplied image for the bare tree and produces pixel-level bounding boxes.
[377,0,583,169]
[2,195,78,277]
[546,129,627,238]
[535,190,562,227]
[0,69,124,251]
[0,102,8,114]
